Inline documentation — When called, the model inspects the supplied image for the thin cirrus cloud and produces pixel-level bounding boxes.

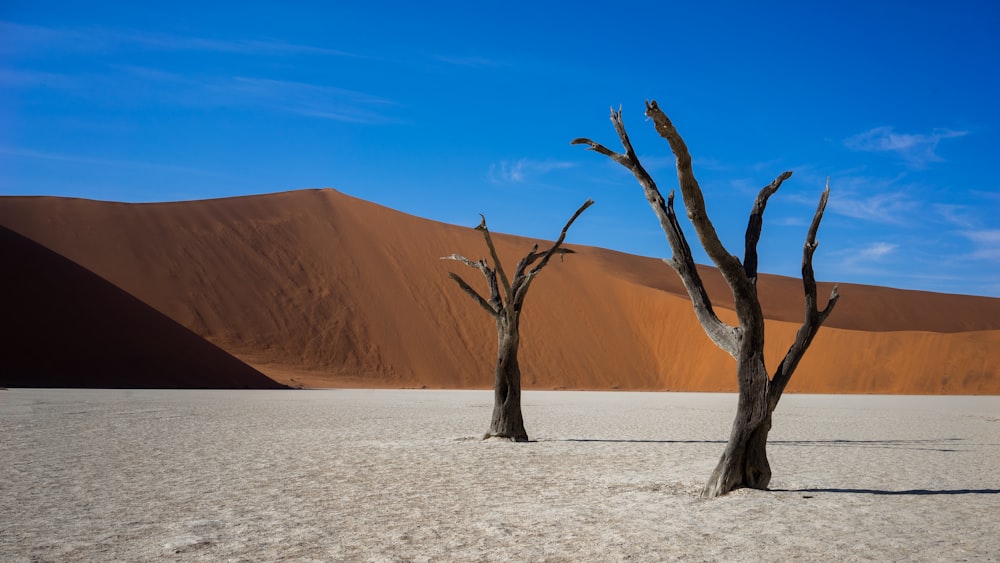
[932,203,978,229]
[488,159,575,184]
[857,241,899,261]
[221,77,396,124]
[120,32,362,58]
[0,67,73,89]
[0,20,364,59]
[827,189,918,224]
[814,173,919,225]
[0,146,229,177]
[844,126,968,168]
[825,241,899,276]
[2,20,392,124]
[7,64,396,125]
[434,55,507,68]
[960,229,1000,261]
[0,21,94,53]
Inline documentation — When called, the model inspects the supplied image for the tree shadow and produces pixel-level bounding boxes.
[557,438,994,497]
[557,437,967,452]
[771,437,966,453]
[560,438,726,444]
[775,488,1000,496]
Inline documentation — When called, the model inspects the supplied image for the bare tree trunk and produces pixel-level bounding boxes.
[443,200,593,443]
[487,319,527,440]
[702,346,773,496]
[575,102,838,497]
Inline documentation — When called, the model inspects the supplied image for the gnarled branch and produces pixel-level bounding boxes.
[441,253,487,273]
[444,271,498,317]
[529,199,594,277]
[445,200,593,320]
[744,171,794,285]
[643,101,752,305]
[769,179,840,405]
[441,253,502,316]
[510,199,594,308]
[475,216,513,305]
[573,108,738,357]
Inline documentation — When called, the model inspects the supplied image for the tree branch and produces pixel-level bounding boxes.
[744,171,793,285]
[662,192,740,358]
[644,100,753,305]
[475,216,513,306]
[441,253,487,273]
[574,106,738,357]
[528,199,594,276]
[509,243,540,299]
[444,272,498,317]
[769,179,841,404]
[446,201,592,320]
[441,254,502,316]
[510,199,594,308]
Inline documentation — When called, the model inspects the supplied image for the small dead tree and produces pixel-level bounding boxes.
[573,101,839,497]
[442,200,593,441]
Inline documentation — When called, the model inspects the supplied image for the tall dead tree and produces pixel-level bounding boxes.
[573,101,839,497]
[442,200,593,441]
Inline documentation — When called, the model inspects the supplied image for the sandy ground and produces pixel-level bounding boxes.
[2,389,998,561]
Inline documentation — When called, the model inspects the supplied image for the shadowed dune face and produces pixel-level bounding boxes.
[1,189,998,393]
[0,226,286,389]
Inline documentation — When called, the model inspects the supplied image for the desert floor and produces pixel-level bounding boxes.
[2,389,998,561]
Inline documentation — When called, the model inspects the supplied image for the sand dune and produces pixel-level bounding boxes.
[0,226,285,389]
[1,189,997,393]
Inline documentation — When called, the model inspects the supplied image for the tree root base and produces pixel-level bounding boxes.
[482,432,529,442]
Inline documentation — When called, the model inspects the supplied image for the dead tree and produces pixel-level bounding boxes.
[442,200,593,441]
[573,101,839,497]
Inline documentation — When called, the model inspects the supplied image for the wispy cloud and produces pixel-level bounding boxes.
[2,19,392,124]
[223,77,396,124]
[933,203,979,229]
[0,21,96,54]
[828,189,918,224]
[0,20,364,58]
[813,174,918,224]
[844,126,968,168]
[858,241,899,260]
[960,229,1000,261]
[770,216,809,227]
[824,241,900,278]
[0,67,73,88]
[434,55,506,68]
[0,146,229,177]
[488,159,575,185]
[120,31,364,58]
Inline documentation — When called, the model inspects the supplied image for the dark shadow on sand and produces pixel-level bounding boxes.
[776,488,1000,496]
[562,438,726,444]
[559,437,966,452]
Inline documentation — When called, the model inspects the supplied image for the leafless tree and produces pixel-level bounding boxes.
[442,200,593,441]
[573,101,839,497]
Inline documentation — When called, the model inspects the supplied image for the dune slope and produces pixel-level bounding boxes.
[0,226,286,389]
[1,189,997,393]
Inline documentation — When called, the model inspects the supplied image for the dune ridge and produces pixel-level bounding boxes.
[1,189,997,393]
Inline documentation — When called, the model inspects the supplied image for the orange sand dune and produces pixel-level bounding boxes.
[0,226,286,389]
[1,189,997,393]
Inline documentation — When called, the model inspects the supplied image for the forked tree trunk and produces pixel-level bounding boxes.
[488,321,527,440]
[443,200,593,443]
[575,102,838,497]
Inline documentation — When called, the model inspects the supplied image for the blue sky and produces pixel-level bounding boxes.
[2,1,999,297]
